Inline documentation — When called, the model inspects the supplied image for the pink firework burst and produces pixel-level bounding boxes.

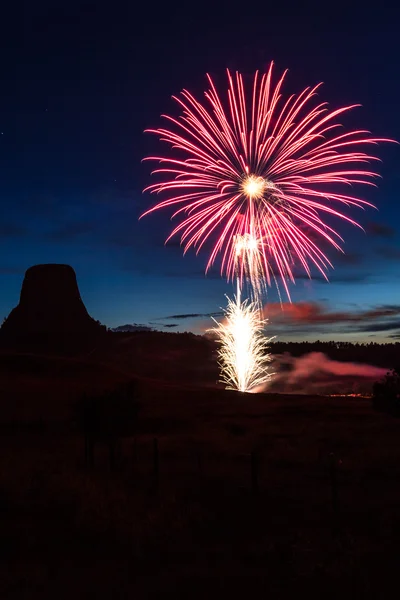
[141,62,393,299]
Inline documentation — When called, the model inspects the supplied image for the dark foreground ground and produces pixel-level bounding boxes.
[1,352,400,599]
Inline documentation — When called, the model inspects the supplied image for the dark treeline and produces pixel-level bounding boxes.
[112,331,400,370]
[2,328,398,374]
[269,340,400,369]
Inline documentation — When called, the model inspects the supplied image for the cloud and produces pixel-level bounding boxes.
[106,230,151,249]
[0,266,23,275]
[168,269,222,280]
[0,224,27,237]
[160,311,224,320]
[330,274,371,283]
[45,222,94,241]
[334,252,363,265]
[111,323,153,332]
[308,273,370,284]
[161,239,182,250]
[270,269,371,285]
[376,246,400,260]
[265,302,400,324]
[365,221,396,238]
[264,301,400,338]
[88,187,138,207]
[354,320,400,333]
[163,323,178,328]
[141,269,222,280]
[17,193,63,218]
[265,302,400,323]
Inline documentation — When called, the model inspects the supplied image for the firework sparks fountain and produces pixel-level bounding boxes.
[141,62,394,392]
[211,279,273,393]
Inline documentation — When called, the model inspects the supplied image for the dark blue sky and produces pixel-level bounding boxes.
[1,1,399,340]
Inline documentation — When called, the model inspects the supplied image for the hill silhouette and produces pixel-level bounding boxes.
[0,264,106,353]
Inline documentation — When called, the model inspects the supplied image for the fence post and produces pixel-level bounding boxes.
[251,450,259,494]
[153,437,159,492]
[329,452,340,534]
[109,439,116,471]
[132,436,137,467]
[196,452,203,477]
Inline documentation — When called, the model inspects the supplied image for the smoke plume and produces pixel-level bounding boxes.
[267,352,388,395]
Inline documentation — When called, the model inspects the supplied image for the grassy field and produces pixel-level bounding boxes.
[1,351,400,598]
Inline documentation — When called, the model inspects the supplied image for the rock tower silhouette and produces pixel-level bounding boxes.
[0,264,105,352]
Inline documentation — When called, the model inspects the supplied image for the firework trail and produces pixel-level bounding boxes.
[234,233,267,304]
[141,62,392,300]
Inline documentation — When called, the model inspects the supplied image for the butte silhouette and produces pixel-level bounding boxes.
[0,264,106,354]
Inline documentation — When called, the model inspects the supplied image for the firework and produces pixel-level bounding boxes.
[141,64,394,393]
[141,62,393,299]
[211,281,273,392]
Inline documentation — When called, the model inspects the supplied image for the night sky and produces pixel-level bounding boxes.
[1,1,399,341]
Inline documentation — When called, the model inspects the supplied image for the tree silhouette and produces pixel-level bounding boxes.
[372,367,400,415]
